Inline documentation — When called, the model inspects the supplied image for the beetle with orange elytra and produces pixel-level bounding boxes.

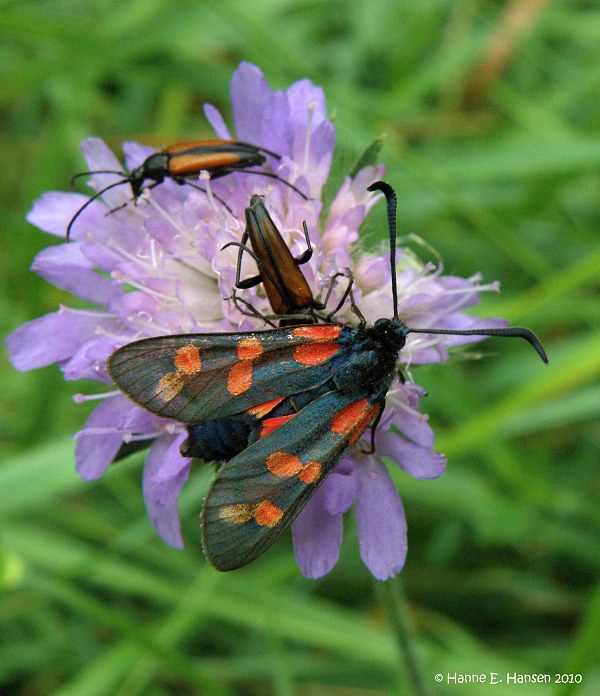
[67,140,309,240]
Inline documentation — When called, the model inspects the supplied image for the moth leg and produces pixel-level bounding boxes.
[364,404,385,455]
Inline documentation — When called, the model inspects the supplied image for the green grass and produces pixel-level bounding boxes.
[1,1,599,694]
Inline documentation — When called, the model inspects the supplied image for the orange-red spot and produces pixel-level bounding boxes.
[266,451,303,477]
[298,461,322,484]
[331,399,371,436]
[254,500,284,527]
[157,371,184,401]
[292,325,341,340]
[227,360,253,395]
[218,503,254,524]
[173,345,201,372]
[349,403,381,444]
[247,396,285,418]
[260,414,295,439]
[237,337,263,361]
[293,341,338,366]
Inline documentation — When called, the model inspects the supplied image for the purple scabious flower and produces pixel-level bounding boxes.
[6,62,505,580]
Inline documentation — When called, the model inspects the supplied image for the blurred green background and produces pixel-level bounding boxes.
[1,1,599,694]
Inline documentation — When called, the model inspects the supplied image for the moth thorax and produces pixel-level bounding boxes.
[372,318,408,352]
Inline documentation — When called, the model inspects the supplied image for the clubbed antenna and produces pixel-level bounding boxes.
[407,326,548,363]
[368,181,398,319]
[367,181,548,363]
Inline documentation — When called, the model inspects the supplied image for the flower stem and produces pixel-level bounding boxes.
[378,577,430,696]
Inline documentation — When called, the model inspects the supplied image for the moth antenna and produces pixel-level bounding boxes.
[407,326,548,363]
[368,181,398,319]
[66,179,129,240]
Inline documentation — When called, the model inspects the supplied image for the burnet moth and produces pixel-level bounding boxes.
[67,140,308,239]
[107,181,548,571]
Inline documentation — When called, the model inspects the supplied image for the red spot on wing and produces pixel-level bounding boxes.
[348,403,381,444]
[237,337,263,361]
[218,499,283,528]
[173,345,201,372]
[266,451,322,484]
[330,399,373,437]
[260,414,295,439]
[292,325,341,340]
[266,451,303,477]
[293,341,338,365]
[298,460,321,484]
[227,360,253,395]
[247,397,285,419]
[254,500,284,527]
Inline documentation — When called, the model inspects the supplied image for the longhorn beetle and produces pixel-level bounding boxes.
[67,140,308,239]
[108,181,548,571]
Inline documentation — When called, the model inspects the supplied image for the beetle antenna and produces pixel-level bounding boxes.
[66,179,129,240]
[229,169,309,201]
[368,181,398,319]
[407,326,548,363]
[252,144,282,160]
[70,170,126,185]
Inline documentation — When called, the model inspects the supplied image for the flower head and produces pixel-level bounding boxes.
[6,62,506,579]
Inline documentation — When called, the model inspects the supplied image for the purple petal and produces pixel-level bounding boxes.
[143,433,190,548]
[80,136,123,172]
[405,341,450,365]
[32,243,118,304]
[61,337,116,383]
[395,413,435,449]
[230,63,271,143]
[149,439,193,485]
[27,191,90,238]
[323,464,359,515]
[204,103,232,140]
[78,137,132,211]
[354,255,388,294]
[292,484,343,578]
[355,457,407,580]
[6,308,119,371]
[121,141,155,171]
[121,405,166,434]
[303,120,336,183]
[387,384,435,448]
[287,79,328,127]
[378,430,446,480]
[261,91,292,154]
[75,395,135,480]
